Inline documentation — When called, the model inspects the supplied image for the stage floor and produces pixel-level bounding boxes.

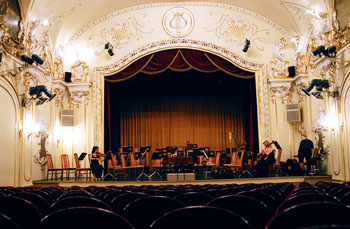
[33,175,332,187]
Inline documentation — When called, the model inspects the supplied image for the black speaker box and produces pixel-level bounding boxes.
[64,72,72,83]
[288,66,296,77]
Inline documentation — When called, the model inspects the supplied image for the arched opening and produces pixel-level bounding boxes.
[104,49,258,157]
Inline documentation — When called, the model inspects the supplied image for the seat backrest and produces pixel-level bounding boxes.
[120,153,128,167]
[129,153,137,166]
[46,154,54,169]
[215,152,221,166]
[275,149,282,165]
[38,207,133,229]
[61,154,70,168]
[150,206,251,229]
[74,153,81,169]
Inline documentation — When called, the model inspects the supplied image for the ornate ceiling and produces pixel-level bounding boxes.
[22,0,332,50]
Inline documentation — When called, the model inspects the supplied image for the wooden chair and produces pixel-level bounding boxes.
[224,151,243,176]
[270,149,282,176]
[73,153,91,180]
[61,154,76,180]
[129,150,143,178]
[108,154,126,180]
[46,154,63,180]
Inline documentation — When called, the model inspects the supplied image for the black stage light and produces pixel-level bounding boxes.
[0,52,2,63]
[325,46,337,58]
[21,55,34,65]
[108,49,114,56]
[29,85,56,105]
[243,39,250,53]
[302,79,329,99]
[312,45,325,57]
[32,54,44,65]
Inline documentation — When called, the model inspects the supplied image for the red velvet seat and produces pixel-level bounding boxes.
[207,194,272,228]
[150,206,251,229]
[50,196,112,212]
[123,196,185,228]
[110,192,148,215]
[174,192,214,206]
[267,201,350,229]
[38,207,133,229]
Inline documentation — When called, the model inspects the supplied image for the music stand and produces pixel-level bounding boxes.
[238,151,254,178]
[149,151,164,179]
[122,146,133,153]
[78,153,87,161]
[103,151,113,180]
[137,147,151,181]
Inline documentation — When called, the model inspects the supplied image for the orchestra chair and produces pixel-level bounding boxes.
[46,154,63,181]
[37,207,133,229]
[269,149,283,176]
[224,151,243,177]
[150,153,164,180]
[61,154,76,180]
[108,153,126,180]
[129,149,144,178]
[150,206,251,229]
[73,153,91,180]
[120,152,132,180]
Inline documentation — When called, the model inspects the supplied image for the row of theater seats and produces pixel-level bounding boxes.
[0,181,350,228]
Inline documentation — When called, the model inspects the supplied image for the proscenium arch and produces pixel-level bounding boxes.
[340,71,350,181]
[92,42,270,152]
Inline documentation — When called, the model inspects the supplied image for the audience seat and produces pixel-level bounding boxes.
[38,207,133,229]
[50,196,112,212]
[123,196,185,228]
[150,206,251,229]
[174,192,214,206]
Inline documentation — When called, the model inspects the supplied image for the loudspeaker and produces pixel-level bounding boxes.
[64,72,72,83]
[286,104,301,122]
[61,110,74,126]
[288,66,296,78]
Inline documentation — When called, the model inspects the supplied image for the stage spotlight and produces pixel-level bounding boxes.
[105,42,114,56]
[21,55,34,65]
[28,85,56,106]
[32,54,44,65]
[243,39,250,52]
[324,46,337,58]
[302,79,329,99]
[312,45,325,57]
[108,49,114,56]
[0,52,2,63]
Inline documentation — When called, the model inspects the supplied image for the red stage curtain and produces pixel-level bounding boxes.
[105,49,253,81]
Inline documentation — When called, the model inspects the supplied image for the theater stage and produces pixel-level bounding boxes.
[33,175,332,187]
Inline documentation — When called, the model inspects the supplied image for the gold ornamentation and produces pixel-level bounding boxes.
[162,7,194,38]
[88,16,153,56]
[71,2,290,41]
[295,82,307,103]
[52,80,66,108]
[204,12,270,51]
[53,57,64,80]
[270,86,292,104]
[69,90,90,108]
[71,61,90,83]
[270,57,289,78]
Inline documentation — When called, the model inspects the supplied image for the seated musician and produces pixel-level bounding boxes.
[254,140,276,177]
[239,142,252,167]
[89,146,105,180]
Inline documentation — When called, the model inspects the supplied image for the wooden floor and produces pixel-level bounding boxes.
[33,175,332,187]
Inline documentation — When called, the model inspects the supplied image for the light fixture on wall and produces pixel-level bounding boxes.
[32,54,44,65]
[21,55,34,65]
[302,79,338,99]
[22,85,56,107]
[104,42,114,56]
[312,45,337,58]
[21,54,45,66]
[242,39,250,53]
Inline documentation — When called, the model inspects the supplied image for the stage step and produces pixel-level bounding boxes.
[167,173,196,181]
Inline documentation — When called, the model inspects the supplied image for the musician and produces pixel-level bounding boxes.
[89,146,105,180]
[254,140,276,177]
[298,138,314,173]
[239,142,252,166]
